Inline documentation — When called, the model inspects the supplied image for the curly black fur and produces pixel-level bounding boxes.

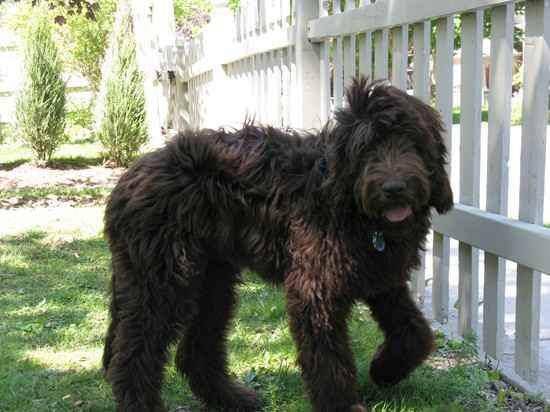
[103,77,453,412]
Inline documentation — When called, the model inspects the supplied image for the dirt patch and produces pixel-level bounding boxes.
[0,193,109,209]
[483,378,548,411]
[0,163,125,190]
[427,337,548,411]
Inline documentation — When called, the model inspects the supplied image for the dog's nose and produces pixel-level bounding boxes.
[382,179,406,194]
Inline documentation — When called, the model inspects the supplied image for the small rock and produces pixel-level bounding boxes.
[490,380,508,392]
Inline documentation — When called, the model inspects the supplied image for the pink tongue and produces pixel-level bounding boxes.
[384,207,412,222]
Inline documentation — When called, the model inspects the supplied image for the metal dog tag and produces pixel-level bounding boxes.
[372,231,385,252]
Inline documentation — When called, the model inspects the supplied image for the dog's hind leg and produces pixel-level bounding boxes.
[105,245,194,412]
[175,260,261,411]
[102,298,118,374]
[365,285,435,386]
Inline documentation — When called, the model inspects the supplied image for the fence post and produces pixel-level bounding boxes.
[154,0,176,138]
[295,0,321,129]
[206,1,233,128]
[131,0,175,146]
[515,0,550,383]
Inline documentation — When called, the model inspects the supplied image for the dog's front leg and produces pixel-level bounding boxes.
[364,285,435,386]
[285,285,366,412]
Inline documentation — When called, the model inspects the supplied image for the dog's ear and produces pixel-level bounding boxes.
[419,105,454,214]
[429,144,454,214]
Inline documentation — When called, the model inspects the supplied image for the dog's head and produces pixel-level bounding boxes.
[330,77,453,223]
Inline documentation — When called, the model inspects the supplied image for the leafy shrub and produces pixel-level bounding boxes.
[6,0,117,95]
[0,123,7,145]
[52,0,118,93]
[95,6,147,167]
[15,11,66,166]
[173,0,212,38]
[227,0,240,12]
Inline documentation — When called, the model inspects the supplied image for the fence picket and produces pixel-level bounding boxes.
[295,0,321,128]
[411,20,430,309]
[289,45,296,125]
[431,16,454,322]
[319,0,330,123]
[282,0,291,26]
[247,0,255,37]
[374,29,389,79]
[515,0,550,383]
[458,10,483,337]
[391,25,408,90]
[343,1,356,89]
[253,54,260,121]
[344,35,357,89]
[484,3,513,360]
[256,0,263,34]
[359,31,372,79]
[268,52,274,124]
[412,21,430,101]
[264,53,271,122]
[281,47,290,125]
[334,0,344,110]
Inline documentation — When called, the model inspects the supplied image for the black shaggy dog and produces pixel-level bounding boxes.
[103,77,453,412]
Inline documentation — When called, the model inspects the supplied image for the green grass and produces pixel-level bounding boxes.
[0,207,505,412]
[452,107,489,125]
[451,104,544,126]
[0,139,104,170]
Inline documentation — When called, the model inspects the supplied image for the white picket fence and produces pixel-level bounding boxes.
[131,0,550,400]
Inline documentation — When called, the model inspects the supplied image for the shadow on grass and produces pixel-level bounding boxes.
[69,135,97,145]
[0,231,110,345]
[0,356,114,412]
[0,158,28,171]
[48,155,106,169]
[0,233,491,412]
[0,155,105,171]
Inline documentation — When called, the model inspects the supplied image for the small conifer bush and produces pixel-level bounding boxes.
[96,10,147,168]
[15,13,66,166]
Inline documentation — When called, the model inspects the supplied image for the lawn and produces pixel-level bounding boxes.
[0,139,540,412]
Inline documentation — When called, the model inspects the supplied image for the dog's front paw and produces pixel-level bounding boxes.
[223,382,263,411]
[369,344,412,387]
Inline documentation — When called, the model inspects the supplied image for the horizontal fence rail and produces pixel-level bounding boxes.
[138,0,550,400]
[307,0,516,40]
[175,27,296,83]
[433,205,550,275]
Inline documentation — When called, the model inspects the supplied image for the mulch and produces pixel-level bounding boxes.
[0,163,125,190]
[0,163,125,208]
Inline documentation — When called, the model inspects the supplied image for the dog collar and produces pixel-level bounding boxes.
[318,156,328,177]
[371,231,386,252]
